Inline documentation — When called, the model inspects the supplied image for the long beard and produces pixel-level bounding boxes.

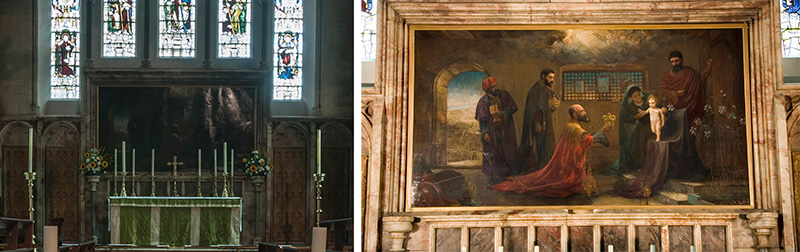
[672,64,683,72]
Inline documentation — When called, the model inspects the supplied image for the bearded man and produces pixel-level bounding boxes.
[516,68,559,174]
[475,76,518,185]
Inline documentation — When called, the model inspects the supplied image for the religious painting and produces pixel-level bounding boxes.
[408,24,752,209]
[97,86,256,173]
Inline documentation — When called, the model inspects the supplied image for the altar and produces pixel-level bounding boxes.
[109,197,242,246]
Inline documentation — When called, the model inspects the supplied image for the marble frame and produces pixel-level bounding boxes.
[406,23,755,211]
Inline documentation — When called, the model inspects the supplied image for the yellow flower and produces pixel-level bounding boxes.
[259,160,265,166]
[98,156,103,161]
[80,164,86,170]
[89,162,97,168]
[84,152,90,158]
[249,165,258,172]
[102,161,108,167]
[242,158,247,163]
[269,164,274,170]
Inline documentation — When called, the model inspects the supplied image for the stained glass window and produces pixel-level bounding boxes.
[51,0,81,99]
[219,0,251,58]
[562,71,643,101]
[159,0,196,57]
[273,0,303,100]
[360,0,376,60]
[783,1,800,56]
[103,0,136,57]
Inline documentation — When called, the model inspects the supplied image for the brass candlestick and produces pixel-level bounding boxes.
[113,172,119,196]
[313,172,325,226]
[197,174,203,197]
[213,174,219,197]
[150,173,156,197]
[131,175,136,196]
[120,172,127,197]
[229,172,235,197]
[24,171,36,241]
[222,172,229,197]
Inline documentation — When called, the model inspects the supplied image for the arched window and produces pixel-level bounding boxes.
[360,0,376,61]
[51,0,81,99]
[273,0,303,101]
[158,0,196,58]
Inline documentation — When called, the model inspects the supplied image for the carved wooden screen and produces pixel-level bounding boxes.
[3,147,30,219]
[45,147,79,242]
[272,148,306,242]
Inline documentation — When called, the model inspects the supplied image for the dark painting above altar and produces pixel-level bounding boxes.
[409,24,752,209]
[98,86,257,172]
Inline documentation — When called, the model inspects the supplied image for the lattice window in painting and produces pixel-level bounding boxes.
[273,0,303,101]
[103,0,136,57]
[360,0,376,60]
[159,0,196,58]
[783,0,800,56]
[219,0,251,58]
[562,71,643,101]
[51,0,81,99]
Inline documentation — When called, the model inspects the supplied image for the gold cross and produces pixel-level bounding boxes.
[167,156,183,196]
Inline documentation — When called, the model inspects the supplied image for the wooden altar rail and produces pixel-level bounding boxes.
[0,217,34,250]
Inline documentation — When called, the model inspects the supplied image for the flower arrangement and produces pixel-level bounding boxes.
[242,150,273,176]
[80,148,109,175]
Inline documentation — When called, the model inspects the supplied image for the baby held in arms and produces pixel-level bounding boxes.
[645,94,665,141]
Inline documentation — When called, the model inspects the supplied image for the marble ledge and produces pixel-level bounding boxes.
[385,209,772,223]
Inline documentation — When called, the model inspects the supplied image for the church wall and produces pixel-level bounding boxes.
[319,0,355,118]
[0,0,34,116]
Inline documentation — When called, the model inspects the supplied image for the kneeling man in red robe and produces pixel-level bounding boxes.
[493,104,612,198]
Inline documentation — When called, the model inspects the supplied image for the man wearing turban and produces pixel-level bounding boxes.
[475,76,519,185]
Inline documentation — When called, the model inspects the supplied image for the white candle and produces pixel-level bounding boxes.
[461,246,466,252]
[151,149,155,175]
[534,246,539,252]
[650,244,655,252]
[498,246,503,252]
[317,129,321,174]
[28,128,32,173]
[690,245,696,252]
[231,149,234,179]
[608,245,613,252]
[132,149,136,176]
[223,142,227,174]
[198,149,202,177]
[114,149,118,175]
[122,141,126,173]
[214,149,218,176]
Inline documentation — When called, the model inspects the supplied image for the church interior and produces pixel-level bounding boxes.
[0,0,354,251]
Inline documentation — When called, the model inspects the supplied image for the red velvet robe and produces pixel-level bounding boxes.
[492,121,593,198]
[660,66,706,123]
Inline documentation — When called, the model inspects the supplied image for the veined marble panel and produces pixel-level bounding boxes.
[669,226,694,251]
[635,226,661,252]
[701,226,726,252]
[436,228,460,252]
[469,228,494,252]
[602,226,628,251]
[502,227,527,252]
[536,227,560,252]
[569,226,593,252]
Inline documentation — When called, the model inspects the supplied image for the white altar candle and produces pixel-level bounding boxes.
[198,149,202,177]
[460,246,466,252]
[114,149,118,175]
[498,246,503,252]
[214,149,218,176]
[223,142,227,174]
[650,244,655,252]
[122,141,126,173]
[28,128,32,173]
[231,149,234,179]
[317,129,321,174]
[151,149,155,175]
[132,149,136,176]
[534,246,539,252]
[608,245,613,252]
[690,245,696,252]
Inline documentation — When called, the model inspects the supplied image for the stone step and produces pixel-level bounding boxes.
[662,180,748,201]
[653,190,688,205]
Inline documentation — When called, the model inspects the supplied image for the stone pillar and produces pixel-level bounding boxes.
[746,212,779,249]
[382,216,414,252]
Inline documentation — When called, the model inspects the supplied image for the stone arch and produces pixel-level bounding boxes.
[42,122,81,242]
[0,121,35,219]
[270,122,309,243]
[431,62,488,166]
[789,106,800,150]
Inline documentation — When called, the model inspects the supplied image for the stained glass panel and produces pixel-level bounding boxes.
[51,0,81,99]
[783,1,800,56]
[562,71,642,101]
[103,0,136,57]
[159,0,196,58]
[219,0,251,58]
[360,0,376,60]
[273,0,303,100]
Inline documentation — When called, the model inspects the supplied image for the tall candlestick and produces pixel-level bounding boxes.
[198,149,202,177]
[223,142,227,174]
[132,149,136,176]
[28,128,32,173]
[151,149,155,174]
[317,129,321,174]
[122,141,126,173]
[214,149,218,176]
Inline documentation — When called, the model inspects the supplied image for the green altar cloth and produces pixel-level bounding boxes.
[109,197,241,246]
